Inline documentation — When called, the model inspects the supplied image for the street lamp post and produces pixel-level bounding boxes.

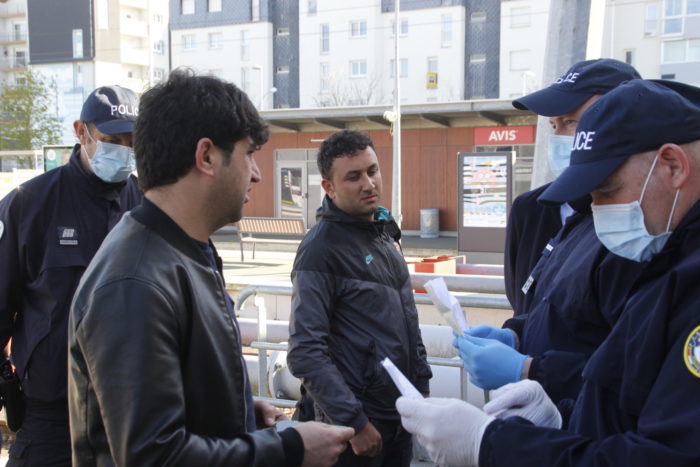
[252,64,263,109]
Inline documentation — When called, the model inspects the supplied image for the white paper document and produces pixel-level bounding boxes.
[381,357,424,400]
[424,277,470,334]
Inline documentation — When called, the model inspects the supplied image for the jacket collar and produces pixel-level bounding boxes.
[130,197,217,270]
[316,195,401,242]
[66,143,129,201]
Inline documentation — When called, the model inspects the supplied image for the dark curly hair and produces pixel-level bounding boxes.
[134,68,269,191]
[317,130,375,179]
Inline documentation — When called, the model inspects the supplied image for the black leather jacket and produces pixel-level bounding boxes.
[287,197,432,433]
[68,198,299,466]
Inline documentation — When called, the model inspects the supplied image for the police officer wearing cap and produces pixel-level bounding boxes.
[0,85,142,465]
[452,59,645,407]
[396,79,700,467]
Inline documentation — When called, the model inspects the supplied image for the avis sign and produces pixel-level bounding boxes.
[474,126,535,146]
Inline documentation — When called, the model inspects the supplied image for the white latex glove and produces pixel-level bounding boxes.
[396,396,494,467]
[483,380,562,429]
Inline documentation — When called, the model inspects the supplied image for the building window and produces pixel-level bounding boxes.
[97,0,109,29]
[252,0,260,21]
[153,40,164,54]
[441,15,452,46]
[241,67,251,92]
[428,57,438,73]
[277,65,290,74]
[689,38,700,60]
[209,32,223,49]
[308,0,317,15]
[624,49,635,65]
[663,0,683,34]
[470,53,486,64]
[15,50,26,67]
[509,50,530,70]
[389,58,408,78]
[209,0,222,12]
[277,27,290,36]
[391,19,408,36]
[320,24,330,53]
[153,68,165,81]
[182,0,194,15]
[320,62,330,92]
[645,4,659,35]
[153,14,163,23]
[72,29,83,58]
[510,6,531,28]
[470,11,486,22]
[663,39,685,61]
[183,34,195,51]
[350,20,367,37]
[241,30,250,61]
[688,0,700,14]
[350,60,367,77]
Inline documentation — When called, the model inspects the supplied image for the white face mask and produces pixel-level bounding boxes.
[83,126,135,183]
[547,134,574,177]
[591,155,680,262]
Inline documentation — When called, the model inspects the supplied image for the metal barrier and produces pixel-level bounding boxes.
[235,280,508,407]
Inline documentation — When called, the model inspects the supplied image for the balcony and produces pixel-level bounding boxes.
[0,4,26,17]
[0,57,27,71]
[0,32,27,44]
[121,48,149,67]
[120,19,148,38]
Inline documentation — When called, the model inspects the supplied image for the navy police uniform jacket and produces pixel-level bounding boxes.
[504,211,642,404]
[479,200,700,467]
[0,145,141,402]
[504,183,562,315]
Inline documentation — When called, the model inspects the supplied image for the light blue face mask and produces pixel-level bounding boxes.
[84,126,135,183]
[547,134,574,177]
[591,155,680,262]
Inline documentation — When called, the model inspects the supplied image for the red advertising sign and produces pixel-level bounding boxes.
[474,125,535,146]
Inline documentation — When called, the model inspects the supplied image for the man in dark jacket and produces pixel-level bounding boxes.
[397,79,700,467]
[68,70,353,466]
[0,84,141,466]
[287,130,432,467]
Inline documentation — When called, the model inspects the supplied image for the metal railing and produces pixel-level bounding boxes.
[235,280,508,407]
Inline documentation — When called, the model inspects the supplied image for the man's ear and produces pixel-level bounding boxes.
[321,178,335,200]
[194,138,216,177]
[73,121,87,144]
[659,143,690,190]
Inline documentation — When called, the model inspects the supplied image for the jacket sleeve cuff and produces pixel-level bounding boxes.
[280,427,305,467]
[527,355,541,380]
[349,411,369,434]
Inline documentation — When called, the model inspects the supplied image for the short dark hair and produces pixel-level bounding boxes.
[317,130,375,179]
[134,69,269,191]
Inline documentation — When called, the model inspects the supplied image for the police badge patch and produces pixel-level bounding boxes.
[683,325,700,378]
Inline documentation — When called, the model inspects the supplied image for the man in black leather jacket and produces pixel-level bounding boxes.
[288,130,432,467]
[68,70,353,466]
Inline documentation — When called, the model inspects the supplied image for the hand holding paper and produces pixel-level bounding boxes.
[424,277,469,335]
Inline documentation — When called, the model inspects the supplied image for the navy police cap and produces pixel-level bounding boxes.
[538,79,700,205]
[513,58,641,117]
[80,85,139,135]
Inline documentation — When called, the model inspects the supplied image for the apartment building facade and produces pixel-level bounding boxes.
[26,0,169,143]
[0,0,28,85]
[603,0,700,85]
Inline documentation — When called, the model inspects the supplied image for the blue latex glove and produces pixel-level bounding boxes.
[464,324,516,348]
[453,335,528,390]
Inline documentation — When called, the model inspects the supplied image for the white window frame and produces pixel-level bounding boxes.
[509,50,531,71]
[350,20,367,38]
[72,28,83,59]
[208,0,222,12]
[320,23,330,53]
[441,14,452,46]
[182,0,194,15]
[663,0,683,35]
[153,40,164,54]
[510,7,531,28]
[427,56,438,74]
[350,60,367,78]
[389,58,408,78]
[208,32,223,49]
[645,4,659,36]
[241,30,250,61]
[320,62,330,93]
[241,67,251,92]
[182,34,195,51]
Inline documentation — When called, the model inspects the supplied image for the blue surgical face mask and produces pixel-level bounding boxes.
[591,155,680,262]
[83,126,135,183]
[547,134,574,177]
